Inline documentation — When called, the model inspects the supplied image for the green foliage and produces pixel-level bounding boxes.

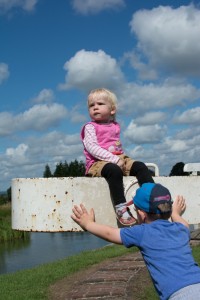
[43,159,85,178]
[192,245,200,262]
[43,164,52,178]
[0,188,11,204]
[0,194,8,205]
[7,187,11,202]
[0,204,29,242]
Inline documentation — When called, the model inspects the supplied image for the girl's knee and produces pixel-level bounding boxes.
[101,163,123,178]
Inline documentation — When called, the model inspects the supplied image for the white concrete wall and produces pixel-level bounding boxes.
[11,176,200,232]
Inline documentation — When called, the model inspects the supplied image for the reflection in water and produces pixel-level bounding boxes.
[0,232,109,275]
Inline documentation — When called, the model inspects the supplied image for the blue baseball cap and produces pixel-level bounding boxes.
[133,183,172,214]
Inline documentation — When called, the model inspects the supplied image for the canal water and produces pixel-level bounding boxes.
[0,232,109,275]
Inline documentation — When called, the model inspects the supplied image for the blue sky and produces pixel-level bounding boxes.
[0,0,200,191]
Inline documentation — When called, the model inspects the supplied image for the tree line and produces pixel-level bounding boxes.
[43,160,193,178]
[43,159,85,178]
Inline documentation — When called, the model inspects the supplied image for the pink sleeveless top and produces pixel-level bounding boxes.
[81,121,123,173]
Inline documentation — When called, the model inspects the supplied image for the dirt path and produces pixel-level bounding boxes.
[48,252,154,300]
[48,234,200,299]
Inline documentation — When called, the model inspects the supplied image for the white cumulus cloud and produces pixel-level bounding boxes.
[16,103,68,131]
[59,49,124,92]
[32,89,54,104]
[134,111,166,125]
[118,80,200,115]
[0,103,68,136]
[0,63,9,84]
[72,0,125,15]
[0,0,38,13]
[129,5,200,77]
[124,121,166,144]
[174,107,200,124]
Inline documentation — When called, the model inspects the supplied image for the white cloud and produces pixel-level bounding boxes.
[123,50,158,80]
[126,135,195,176]
[0,63,9,84]
[59,49,124,92]
[128,145,156,164]
[124,121,166,144]
[0,131,83,189]
[0,103,68,136]
[0,0,38,13]
[174,106,200,124]
[32,89,54,104]
[0,112,14,136]
[164,138,189,152]
[72,0,125,15]
[27,131,82,159]
[160,134,200,163]
[6,143,29,165]
[129,5,200,77]
[16,103,68,131]
[118,80,200,115]
[69,106,87,123]
[134,111,166,125]
[176,126,200,139]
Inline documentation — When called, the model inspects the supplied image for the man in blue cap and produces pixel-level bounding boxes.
[71,183,200,300]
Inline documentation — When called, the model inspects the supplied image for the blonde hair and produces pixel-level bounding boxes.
[87,88,117,120]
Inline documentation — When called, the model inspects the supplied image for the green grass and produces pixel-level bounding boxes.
[193,245,200,262]
[0,244,135,300]
[0,243,199,300]
[1,203,200,299]
[0,204,29,242]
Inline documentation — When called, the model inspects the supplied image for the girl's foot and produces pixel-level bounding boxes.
[116,206,137,226]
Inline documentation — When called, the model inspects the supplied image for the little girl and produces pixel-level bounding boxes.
[81,88,154,226]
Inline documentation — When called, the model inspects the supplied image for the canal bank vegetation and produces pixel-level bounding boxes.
[0,245,135,300]
[0,203,29,242]
[0,244,199,300]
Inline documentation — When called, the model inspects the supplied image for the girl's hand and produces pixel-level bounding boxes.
[71,204,95,230]
[117,158,124,170]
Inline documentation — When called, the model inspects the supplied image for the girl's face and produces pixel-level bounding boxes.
[88,97,116,123]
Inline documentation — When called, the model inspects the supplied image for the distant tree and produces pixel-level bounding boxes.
[53,162,65,177]
[7,187,11,202]
[43,164,52,178]
[68,159,85,177]
[52,160,85,177]
[0,193,8,205]
[169,162,189,176]
[63,161,69,176]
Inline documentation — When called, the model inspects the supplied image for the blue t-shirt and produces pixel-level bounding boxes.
[120,220,200,300]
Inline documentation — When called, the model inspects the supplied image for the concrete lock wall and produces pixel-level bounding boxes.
[12,175,200,232]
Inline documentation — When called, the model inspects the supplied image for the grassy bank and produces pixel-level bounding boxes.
[0,244,136,300]
[0,244,199,300]
[0,203,29,242]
